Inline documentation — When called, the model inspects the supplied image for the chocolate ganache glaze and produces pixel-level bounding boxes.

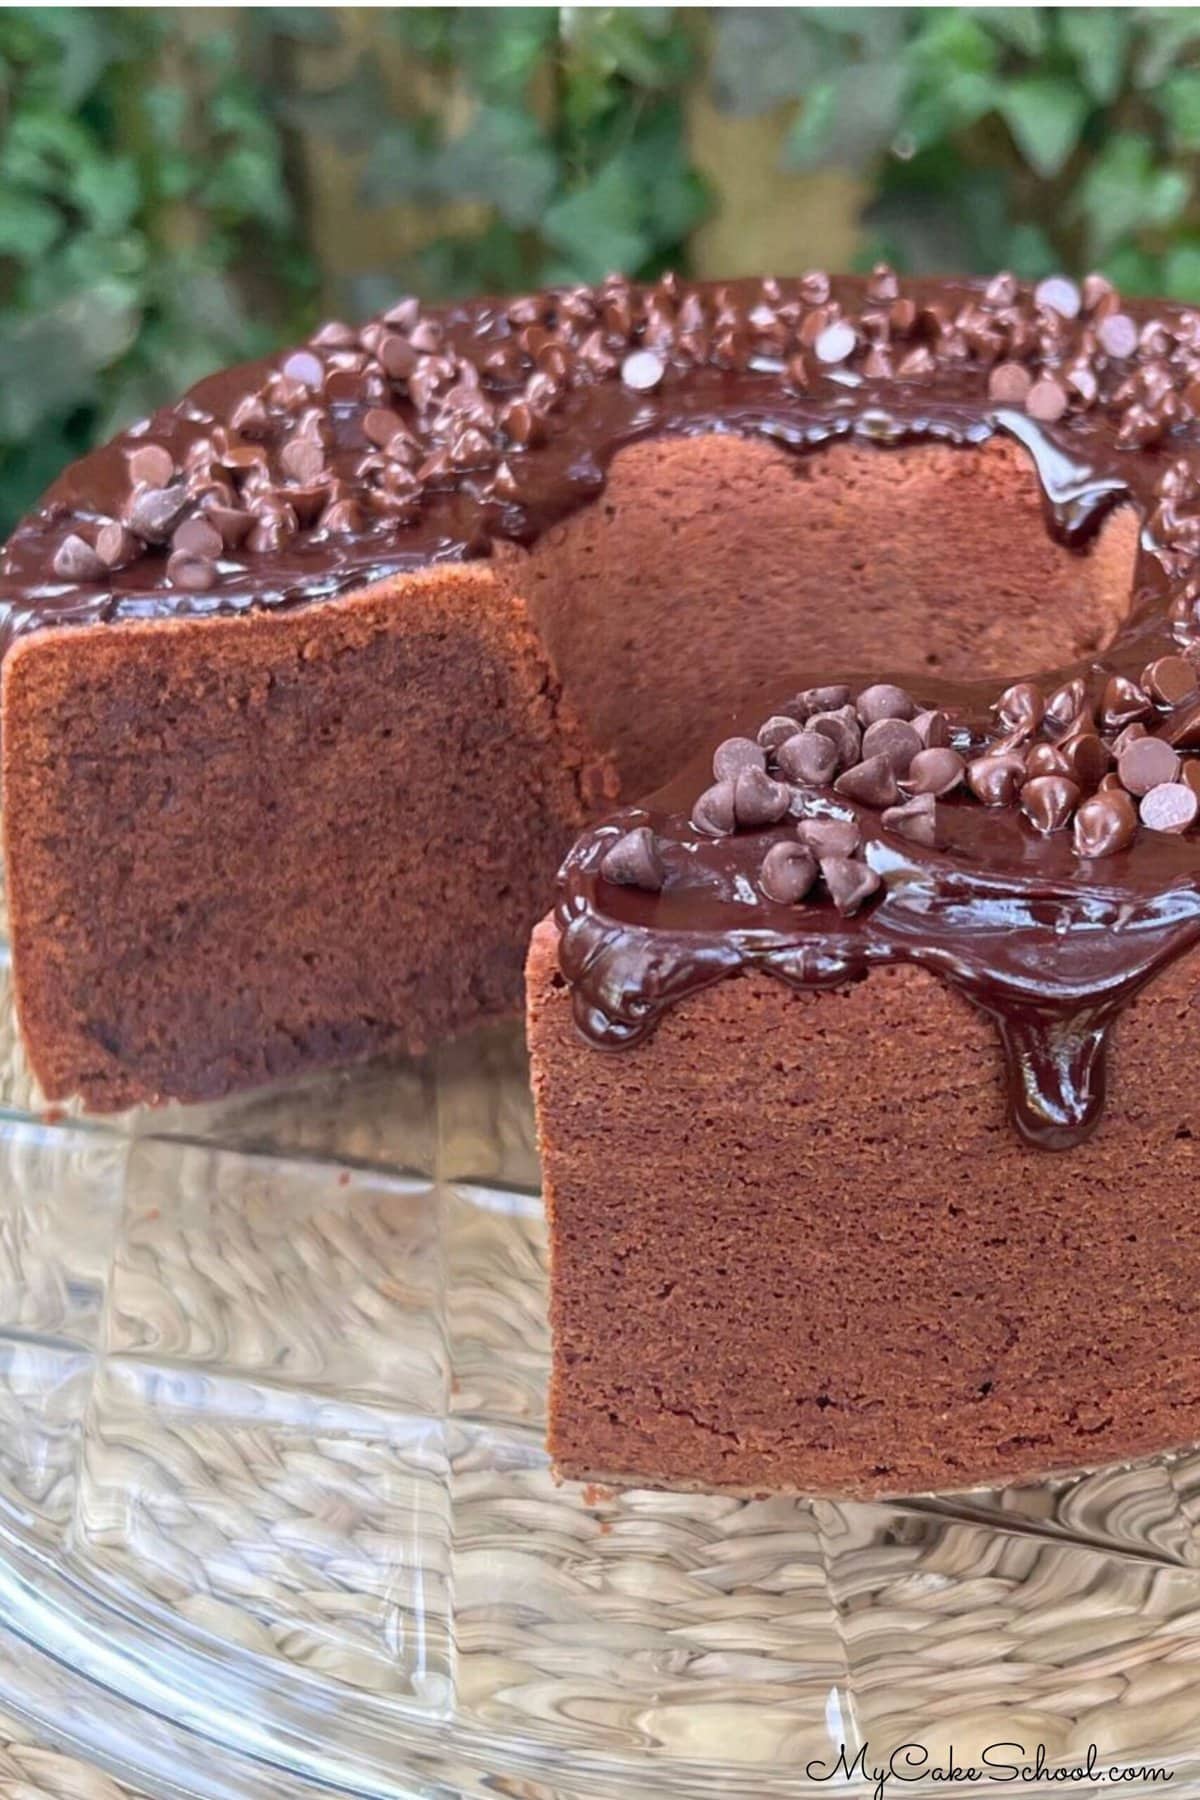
[7,267,1200,1144]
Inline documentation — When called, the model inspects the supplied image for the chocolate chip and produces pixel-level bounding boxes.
[1181,760,1200,803]
[230,395,270,439]
[799,684,852,713]
[881,793,937,846]
[1110,722,1147,757]
[691,780,736,836]
[757,715,804,755]
[1118,735,1181,796]
[126,482,189,544]
[95,521,140,569]
[967,752,1026,806]
[621,350,664,391]
[281,349,324,390]
[1101,674,1153,731]
[807,708,861,770]
[203,504,253,548]
[1140,781,1198,834]
[127,444,175,488]
[856,683,915,725]
[834,753,901,809]
[733,765,791,828]
[1058,730,1111,791]
[364,408,405,449]
[1025,741,1071,779]
[1045,677,1089,734]
[903,747,965,796]
[1098,313,1139,359]
[321,498,363,534]
[1020,775,1081,833]
[1142,654,1198,706]
[988,363,1032,404]
[1035,275,1081,319]
[797,816,861,858]
[820,854,881,916]
[378,334,419,381]
[712,736,765,781]
[861,717,921,775]
[311,320,357,348]
[776,730,838,786]
[1161,697,1200,748]
[1026,377,1068,422]
[995,680,1044,733]
[166,548,216,591]
[52,533,105,581]
[814,320,857,365]
[911,709,952,749]
[172,516,223,559]
[1074,790,1137,857]
[600,826,665,891]
[759,841,818,905]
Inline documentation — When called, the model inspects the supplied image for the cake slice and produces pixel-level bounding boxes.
[530,664,1200,1498]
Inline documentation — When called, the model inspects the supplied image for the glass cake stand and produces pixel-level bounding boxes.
[2,900,1200,1799]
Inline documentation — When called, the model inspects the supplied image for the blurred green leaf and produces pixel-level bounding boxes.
[999,76,1088,177]
[542,161,651,280]
[434,105,556,226]
[1059,10,1129,104]
[0,191,61,259]
[1078,132,1192,257]
[1164,239,1200,301]
[1160,70,1200,150]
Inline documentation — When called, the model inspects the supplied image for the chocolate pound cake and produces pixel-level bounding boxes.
[2,268,1154,1111]
[527,273,1200,1498]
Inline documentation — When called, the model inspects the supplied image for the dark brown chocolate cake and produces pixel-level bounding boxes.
[525,271,1200,1497]
[6,266,1169,1112]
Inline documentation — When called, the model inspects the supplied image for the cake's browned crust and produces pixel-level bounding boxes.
[3,564,608,1109]
[529,918,1200,1498]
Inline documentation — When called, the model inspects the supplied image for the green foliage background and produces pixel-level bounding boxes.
[2,5,1200,530]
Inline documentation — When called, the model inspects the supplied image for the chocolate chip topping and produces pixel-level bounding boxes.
[1074,790,1137,858]
[52,534,105,582]
[806,708,861,771]
[620,350,664,391]
[797,817,861,858]
[733,765,791,828]
[759,841,818,905]
[1118,735,1181,796]
[855,683,915,725]
[880,793,938,846]
[1021,775,1081,834]
[988,363,1032,404]
[1140,781,1199,834]
[903,747,965,796]
[861,717,921,774]
[600,826,666,891]
[756,715,803,754]
[834,753,901,809]
[967,753,1026,806]
[712,736,765,781]
[1143,654,1198,706]
[127,444,175,488]
[776,730,838,786]
[820,854,881,917]
[691,780,736,837]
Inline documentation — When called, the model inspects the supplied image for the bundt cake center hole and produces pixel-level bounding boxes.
[508,432,1140,793]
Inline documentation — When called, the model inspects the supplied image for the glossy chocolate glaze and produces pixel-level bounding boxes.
[6,271,1200,1146]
